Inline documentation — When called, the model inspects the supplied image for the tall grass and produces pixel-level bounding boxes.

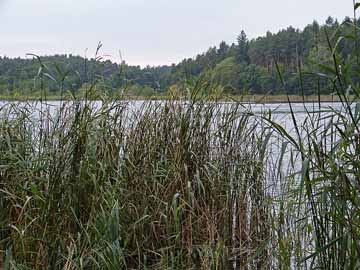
[261,6,360,268]
[0,81,274,269]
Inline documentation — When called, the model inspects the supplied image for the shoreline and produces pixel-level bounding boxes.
[0,95,345,104]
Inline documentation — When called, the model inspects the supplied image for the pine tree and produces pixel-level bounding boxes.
[236,30,250,64]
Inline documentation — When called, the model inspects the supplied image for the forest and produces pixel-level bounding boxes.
[0,16,357,97]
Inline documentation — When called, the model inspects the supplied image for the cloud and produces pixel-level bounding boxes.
[0,0,354,66]
[0,0,11,14]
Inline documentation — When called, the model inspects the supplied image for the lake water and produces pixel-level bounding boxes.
[0,100,351,148]
[0,100,353,180]
[0,100,349,119]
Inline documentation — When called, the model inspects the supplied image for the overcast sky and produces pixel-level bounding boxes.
[0,0,354,66]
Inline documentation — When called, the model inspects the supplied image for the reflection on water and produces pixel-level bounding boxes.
[0,99,357,200]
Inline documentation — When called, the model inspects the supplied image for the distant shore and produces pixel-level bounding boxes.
[0,94,344,104]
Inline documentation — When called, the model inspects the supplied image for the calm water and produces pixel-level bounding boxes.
[0,100,352,135]
[0,100,351,140]
[0,100,355,194]
[0,100,348,116]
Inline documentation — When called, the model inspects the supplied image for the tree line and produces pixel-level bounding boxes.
[0,16,357,96]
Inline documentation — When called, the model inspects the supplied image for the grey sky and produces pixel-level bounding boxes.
[0,0,354,66]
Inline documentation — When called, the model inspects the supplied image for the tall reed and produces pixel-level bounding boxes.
[263,5,360,268]
[0,80,273,269]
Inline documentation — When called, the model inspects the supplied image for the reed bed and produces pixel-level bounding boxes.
[0,88,275,269]
[1,87,357,269]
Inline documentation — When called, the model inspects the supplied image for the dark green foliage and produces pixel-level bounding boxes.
[236,30,250,65]
[0,16,358,97]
